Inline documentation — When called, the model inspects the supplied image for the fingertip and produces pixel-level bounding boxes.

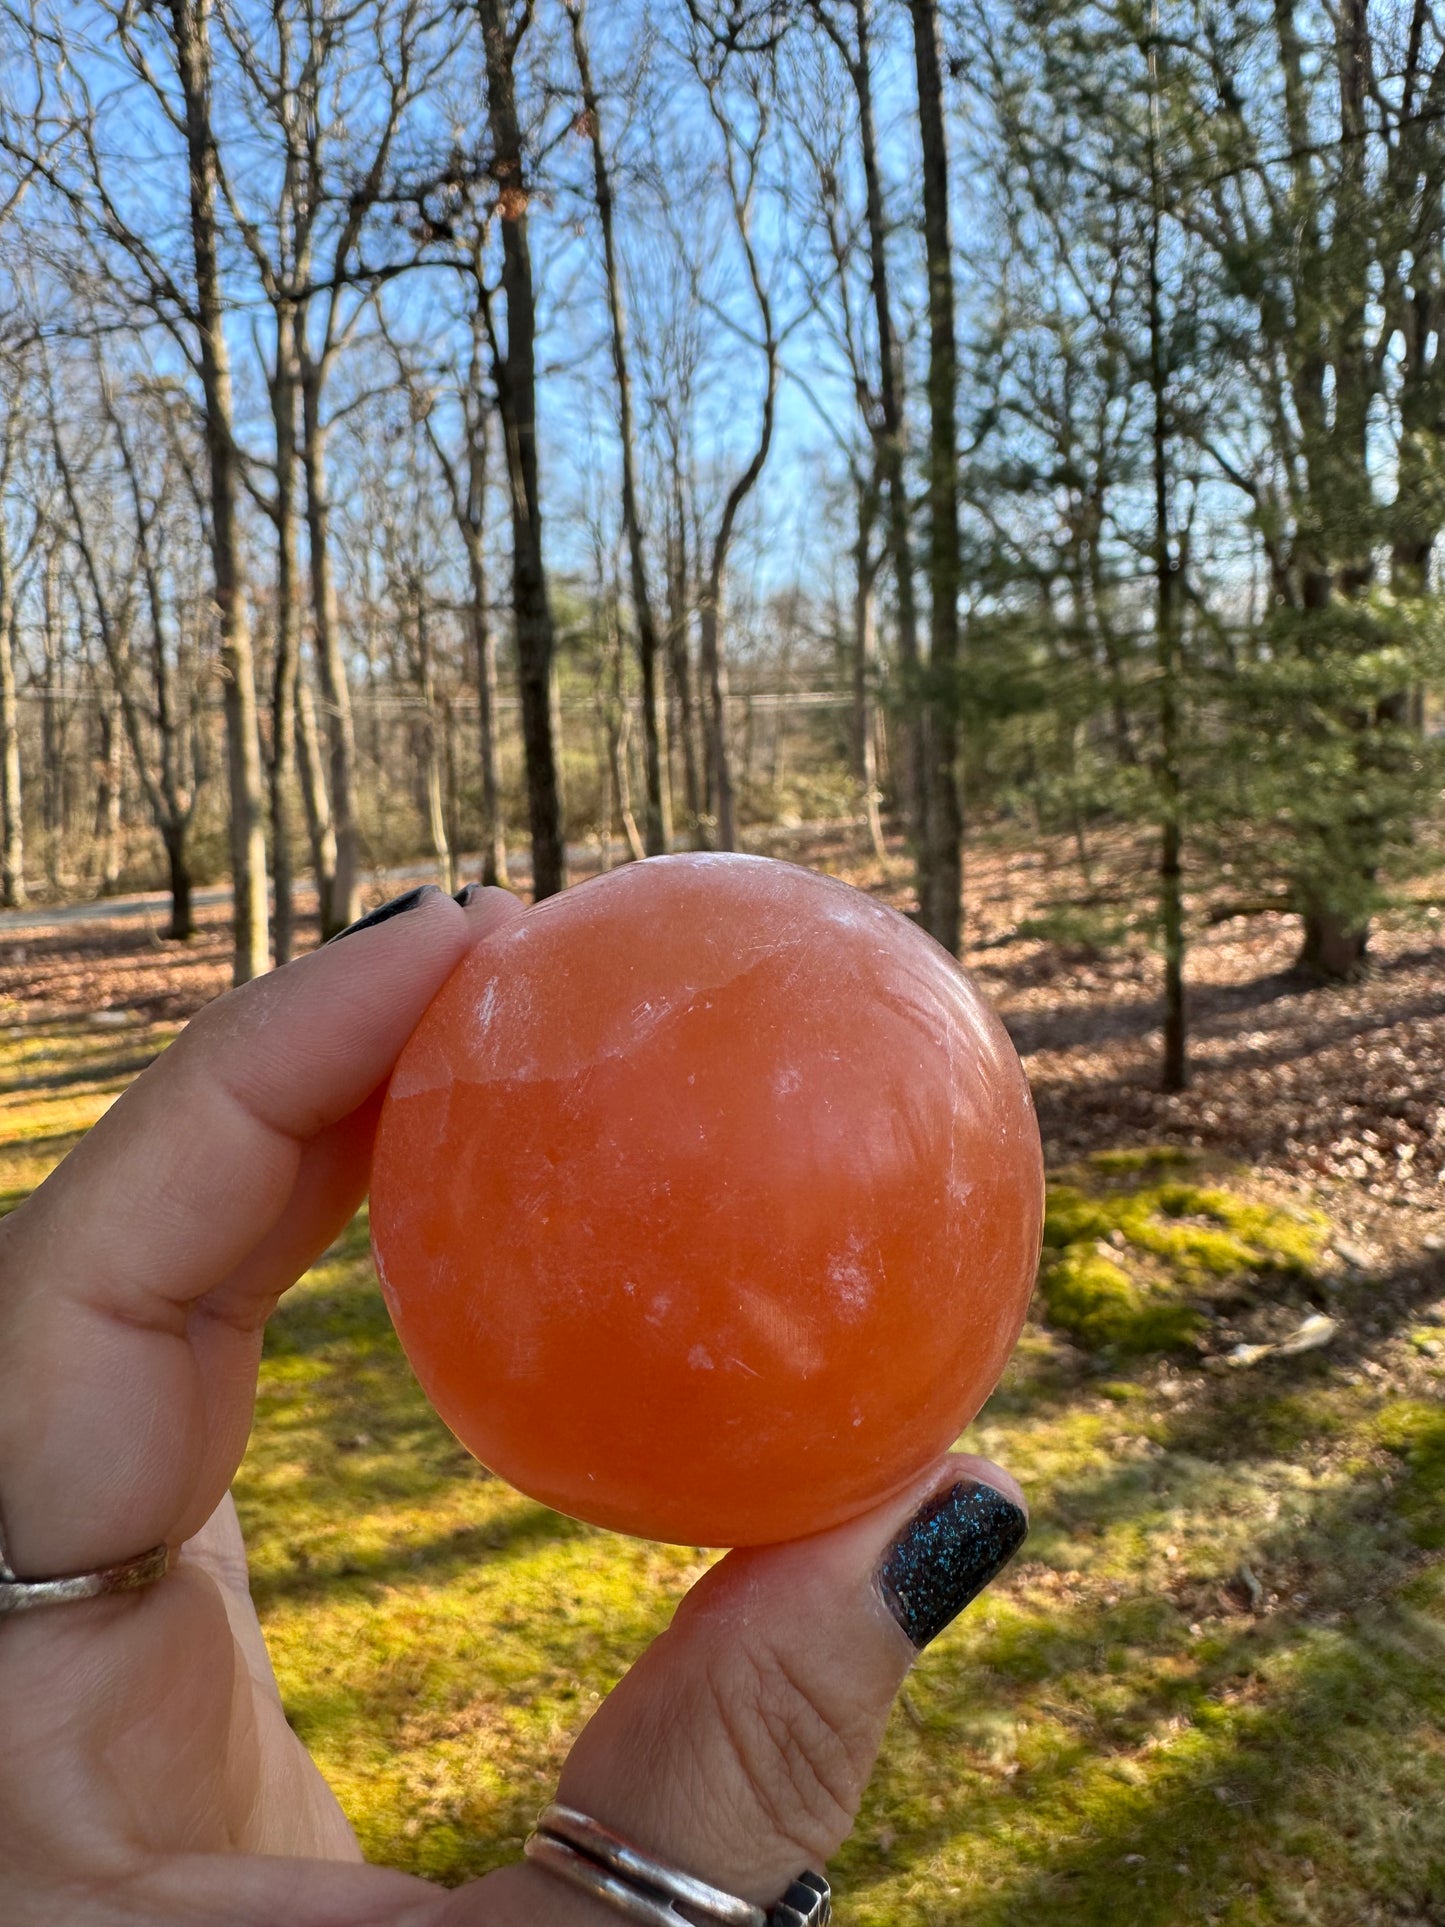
[933,1452,1029,1521]
[323,882,456,946]
[457,883,525,941]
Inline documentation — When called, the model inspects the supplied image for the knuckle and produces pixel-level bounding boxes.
[699,1637,866,1858]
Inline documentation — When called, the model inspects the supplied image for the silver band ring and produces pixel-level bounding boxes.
[0,1511,170,1618]
[525,1805,830,1925]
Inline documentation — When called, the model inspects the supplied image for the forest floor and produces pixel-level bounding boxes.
[2,824,1443,1926]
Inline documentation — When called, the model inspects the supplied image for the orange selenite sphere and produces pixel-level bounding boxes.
[370,854,1043,1547]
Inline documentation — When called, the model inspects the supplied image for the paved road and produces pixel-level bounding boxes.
[0,844,624,937]
[0,821,860,938]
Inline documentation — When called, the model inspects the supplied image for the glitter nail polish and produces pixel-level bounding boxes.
[878,1479,1028,1649]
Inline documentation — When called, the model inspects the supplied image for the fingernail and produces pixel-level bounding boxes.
[879,1479,1028,1649]
[454,882,485,907]
[326,885,439,944]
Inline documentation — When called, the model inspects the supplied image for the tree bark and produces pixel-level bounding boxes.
[698,589,735,851]
[466,539,508,888]
[413,595,454,893]
[477,0,567,900]
[907,0,964,954]
[0,541,24,909]
[1148,7,1187,1091]
[40,551,65,890]
[1297,908,1369,980]
[568,0,668,856]
[853,483,887,863]
[300,366,359,936]
[458,313,508,886]
[666,462,703,844]
[849,0,927,856]
[602,597,646,863]
[94,687,124,891]
[161,817,195,941]
[170,0,268,982]
[269,302,302,962]
[295,661,337,925]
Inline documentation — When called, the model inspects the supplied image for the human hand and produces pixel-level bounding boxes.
[0,884,1027,1925]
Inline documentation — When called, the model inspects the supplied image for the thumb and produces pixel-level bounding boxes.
[478,1454,1026,1922]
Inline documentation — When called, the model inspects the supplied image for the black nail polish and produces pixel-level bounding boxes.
[879,1479,1028,1649]
[453,882,484,907]
[326,884,438,943]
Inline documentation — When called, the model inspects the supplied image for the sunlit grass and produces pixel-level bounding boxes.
[4,1019,1442,1923]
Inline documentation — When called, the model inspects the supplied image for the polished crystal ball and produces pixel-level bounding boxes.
[370,854,1043,1546]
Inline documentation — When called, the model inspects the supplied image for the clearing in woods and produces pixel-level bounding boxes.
[2,825,1443,1926]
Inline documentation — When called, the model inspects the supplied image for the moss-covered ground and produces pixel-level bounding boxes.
[5,1019,1444,1925]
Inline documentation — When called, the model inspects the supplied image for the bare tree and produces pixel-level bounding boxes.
[781,24,893,858]
[475,0,567,898]
[386,263,510,887]
[0,354,39,908]
[804,0,929,869]
[638,237,707,844]
[45,347,211,938]
[566,0,669,855]
[686,37,784,851]
[220,0,455,937]
[907,0,964,953]
[9,0,272,973]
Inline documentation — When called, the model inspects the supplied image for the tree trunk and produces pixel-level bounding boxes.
[666,479,703,845]
[95,688,124,892]
[442,695,462,887]
[908,0,963,954]
[415,598,454,893]
[852,0,927,857]
[96,356,204,943]
[853,493,886,864]
[1298,908,1369,980]
[0,555,25,909]
[41,550,64,881]
[1148,8,1186,1092]
[170,0,268,983]
[568,0,667,855]
[698,588,735,851]
[465,535,508,887]
[295,662,337,928]
[605,606,646,863]
[477,0,567,900]
[300,370,360,936]
[269,304,302,963]
[162,817,195,941]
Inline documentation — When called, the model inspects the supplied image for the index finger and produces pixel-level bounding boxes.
[0,887,520,1578]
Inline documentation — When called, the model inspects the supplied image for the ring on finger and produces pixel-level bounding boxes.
[525,1804,830,1925]
[0,1512,170,1618]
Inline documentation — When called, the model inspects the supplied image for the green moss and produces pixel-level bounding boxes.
[1042,1185,1114,1249]
[1038,1165,1328,1357]
[1376,1399,1445,1548]
[1040,1246,1200,1354]
[1136,1184,1323,1278]
[1088,1146,1195,1176]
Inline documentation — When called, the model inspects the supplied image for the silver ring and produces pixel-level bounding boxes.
[524,1805,830,1925]
[0,1510,170,1618]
